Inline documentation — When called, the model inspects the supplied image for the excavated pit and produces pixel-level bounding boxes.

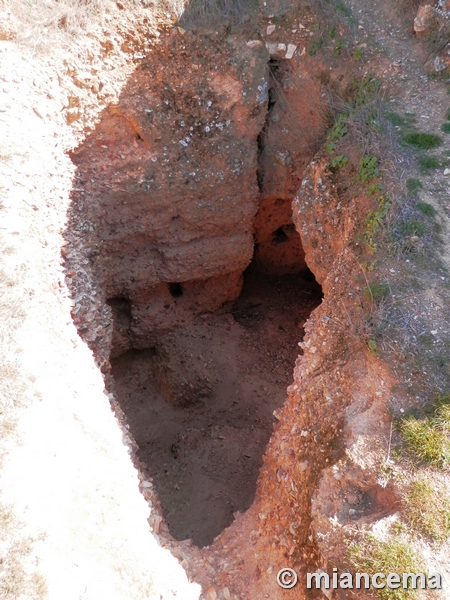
[111,263,322,547]
[65,32,329,551]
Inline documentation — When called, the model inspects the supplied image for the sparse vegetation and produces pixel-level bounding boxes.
[309,38,324,56]
[351,74,381,107]
[335,0,355,21]
[333,38,345,55]
[364,194,391,253]
[416,202,435,217]
[403,479,450,542]
[399,219,425,237]
[353,47,365,61]
[364,282,390,302]
[328,153,349,171]
[178,0,259,28]
[399,395,450,468]
[0,504,47,599]
[385,111,407,127]
[326,114,349,143]
[417,155,441,171]
[356,155,381,183]
[367,338,378,355]
[348,535,425,599]
[402,132,442,150]
[406,178,422,196]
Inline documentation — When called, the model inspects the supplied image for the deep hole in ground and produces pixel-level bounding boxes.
[64,41,328,549]
[110,261,322,547]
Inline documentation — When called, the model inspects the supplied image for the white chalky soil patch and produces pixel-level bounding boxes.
[0,38,200,600]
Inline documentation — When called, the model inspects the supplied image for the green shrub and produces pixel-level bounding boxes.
[368,182,383,196]
[403,132,442,149]
[442,123,450,134]
[328,153,348,171]
[357,155,381,182]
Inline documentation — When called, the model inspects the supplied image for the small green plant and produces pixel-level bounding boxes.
[335,0,354,20]
[399,395,450,468]
[328,153,349,171]
[403,132,442,150]
[364,282,390,302]
[309,38,324,56]
[367,339,378,355]
[361,261,376,272]
[416,202,436,217]
[348,535,425,599]
[327,114,349,142]
[418,156,441,171]
[406,178,422,196]
[368,182,383,196]
[385,111,406,127]
[400,219,425,237]
[357,155,381,183]
[328,24,337,39]
[353,47,365,62]
[364,194,391,252]
[351,74,380,107]
[441,123,450,134]
[333,38,345,55]
[403,479,450,541]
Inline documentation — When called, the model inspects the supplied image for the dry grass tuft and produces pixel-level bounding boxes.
[399,396,450,468]
[178,0,258,28]
[402,478,450,542]
[5,0,186,48]
[348,534,425,600]
[0,504,47,599]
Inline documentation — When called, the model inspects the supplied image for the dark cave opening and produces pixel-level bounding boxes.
[110,255,322,547]
[168,282,184,298]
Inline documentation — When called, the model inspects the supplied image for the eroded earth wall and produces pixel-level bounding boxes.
[68,32,268,360]
[66,29,328,367]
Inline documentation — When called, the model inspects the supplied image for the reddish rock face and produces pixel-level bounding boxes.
[253,196,307,275]
[69,32,269,349]
[67,30,329,358]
